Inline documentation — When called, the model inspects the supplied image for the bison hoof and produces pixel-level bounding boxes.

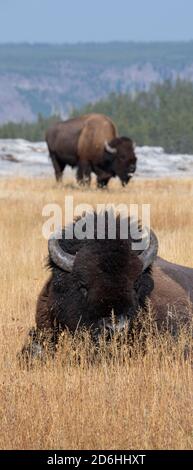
[97,182,109,189]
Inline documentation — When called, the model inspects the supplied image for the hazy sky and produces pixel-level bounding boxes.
[0,0,193,43]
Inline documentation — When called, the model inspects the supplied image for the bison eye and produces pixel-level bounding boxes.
[80,286,88,299]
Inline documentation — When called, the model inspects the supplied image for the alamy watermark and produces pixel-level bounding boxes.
[42,196,151,251]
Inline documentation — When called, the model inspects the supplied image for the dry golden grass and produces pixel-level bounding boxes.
[1,175,193,450]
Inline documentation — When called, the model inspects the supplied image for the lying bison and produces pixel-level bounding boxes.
[46,114,137,187]
[21,212,193,361]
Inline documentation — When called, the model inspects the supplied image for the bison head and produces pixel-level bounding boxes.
[104,137,137,186]
[47,214,158,337]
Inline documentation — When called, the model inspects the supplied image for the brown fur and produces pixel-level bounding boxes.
[151,257,193,329]
[77,114,117,163]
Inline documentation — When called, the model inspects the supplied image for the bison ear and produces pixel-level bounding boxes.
[104,140,117,155]
[104,144,117,164]
[134,272,154,309]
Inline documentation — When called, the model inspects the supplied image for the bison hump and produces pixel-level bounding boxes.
[78,114,117,163]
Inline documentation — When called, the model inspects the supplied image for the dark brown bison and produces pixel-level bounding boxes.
[21,212,193,361]
[46,114,137,187]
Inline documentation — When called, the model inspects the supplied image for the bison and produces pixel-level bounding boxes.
[46,114,137,187]
[21,212,193,361]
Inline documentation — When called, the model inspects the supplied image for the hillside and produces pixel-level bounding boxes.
[1,42,193,123]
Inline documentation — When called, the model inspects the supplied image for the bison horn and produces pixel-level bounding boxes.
[104,140,117,154]
[138,230,158,271]
[48,232,75,272]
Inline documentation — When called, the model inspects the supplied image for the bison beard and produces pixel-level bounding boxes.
[20,213,156,363]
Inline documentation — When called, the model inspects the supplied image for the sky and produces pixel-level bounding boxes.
[0,0,193,43]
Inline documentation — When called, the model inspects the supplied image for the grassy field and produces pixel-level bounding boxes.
[0,176,193,450]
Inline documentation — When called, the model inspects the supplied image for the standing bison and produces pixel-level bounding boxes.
[46,114,137,187]
[21,212,193,361]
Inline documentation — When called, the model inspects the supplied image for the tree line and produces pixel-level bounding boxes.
[0,114,60,142]
[1,80,193,153]
[72,80,193,153]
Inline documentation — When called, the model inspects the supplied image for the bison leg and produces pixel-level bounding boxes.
[77,163,91,186]
[121,175,132,187]
[96,173,111,189]
[50,153,65,182]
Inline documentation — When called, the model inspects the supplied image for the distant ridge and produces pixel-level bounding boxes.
[1,42,193,123]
